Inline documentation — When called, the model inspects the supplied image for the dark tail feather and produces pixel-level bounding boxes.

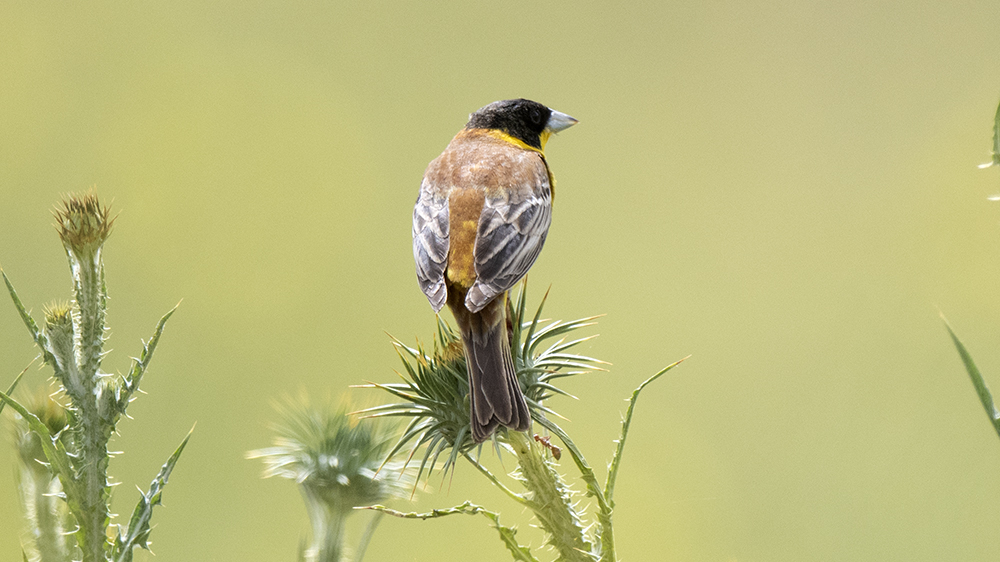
[462,305,531,443]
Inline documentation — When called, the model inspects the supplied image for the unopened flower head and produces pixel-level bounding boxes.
[361,283,604,482]
[43,301,73,328]
[249,398,411,511]
[42,301,76,374]
[53,192,114,257]
[43,301,74,341]
[11,388,69,476]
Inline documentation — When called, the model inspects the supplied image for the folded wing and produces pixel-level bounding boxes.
[413,182,450,312]
[466,159,552,313]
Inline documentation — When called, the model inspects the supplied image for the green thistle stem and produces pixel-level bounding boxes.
[65,251,112,561]
[507,431,594,562]
[300,490,354,562]
[24,471,69,562]
[70,249,107,380]
[533,415,612,559]
[76,407,112,561]
[354,511,384,562]
[463,453,530,507]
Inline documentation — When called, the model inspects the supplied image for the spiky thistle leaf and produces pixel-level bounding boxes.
[115,305,178,418]
[0,362,29,418]
[112,429,192,562]
[2,270,50,360]
[943,316,1000,439]
[364,501,540,562]
[979,98,1000,169]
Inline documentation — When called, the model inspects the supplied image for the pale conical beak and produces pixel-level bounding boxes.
[545,110,578,133]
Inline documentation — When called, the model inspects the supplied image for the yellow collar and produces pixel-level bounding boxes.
[482,129,549,155]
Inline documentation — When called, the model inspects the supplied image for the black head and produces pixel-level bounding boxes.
[466,99,552,149]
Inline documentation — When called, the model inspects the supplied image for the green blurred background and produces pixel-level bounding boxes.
[2,1,1000,560]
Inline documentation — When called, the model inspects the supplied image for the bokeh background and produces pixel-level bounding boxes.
[3,1,1000,560]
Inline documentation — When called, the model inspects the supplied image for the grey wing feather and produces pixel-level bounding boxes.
[413,183,450,312]
[466,182,552,313]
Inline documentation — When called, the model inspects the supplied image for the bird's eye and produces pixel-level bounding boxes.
[529,108,542,125]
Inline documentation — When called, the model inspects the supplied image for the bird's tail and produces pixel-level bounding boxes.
[453,294,531,443]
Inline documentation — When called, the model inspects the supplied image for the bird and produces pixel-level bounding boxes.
[412,99,578,442]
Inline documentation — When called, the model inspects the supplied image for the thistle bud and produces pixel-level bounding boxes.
[52,191,113,379]
[249,399,413,562]
[53,192,114,259]
[43,301,73,328]
[42,301,75,376]
[12,388,69,476]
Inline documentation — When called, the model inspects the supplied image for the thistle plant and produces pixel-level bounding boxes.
[943,318,1000,439]
[248,398,414,562]
[10,386,73,562]
[359,283,685,562]
[1,192,190,562]
[939,99,1000,439]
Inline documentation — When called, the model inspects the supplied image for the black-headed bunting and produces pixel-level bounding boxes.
[412,99,577,442]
